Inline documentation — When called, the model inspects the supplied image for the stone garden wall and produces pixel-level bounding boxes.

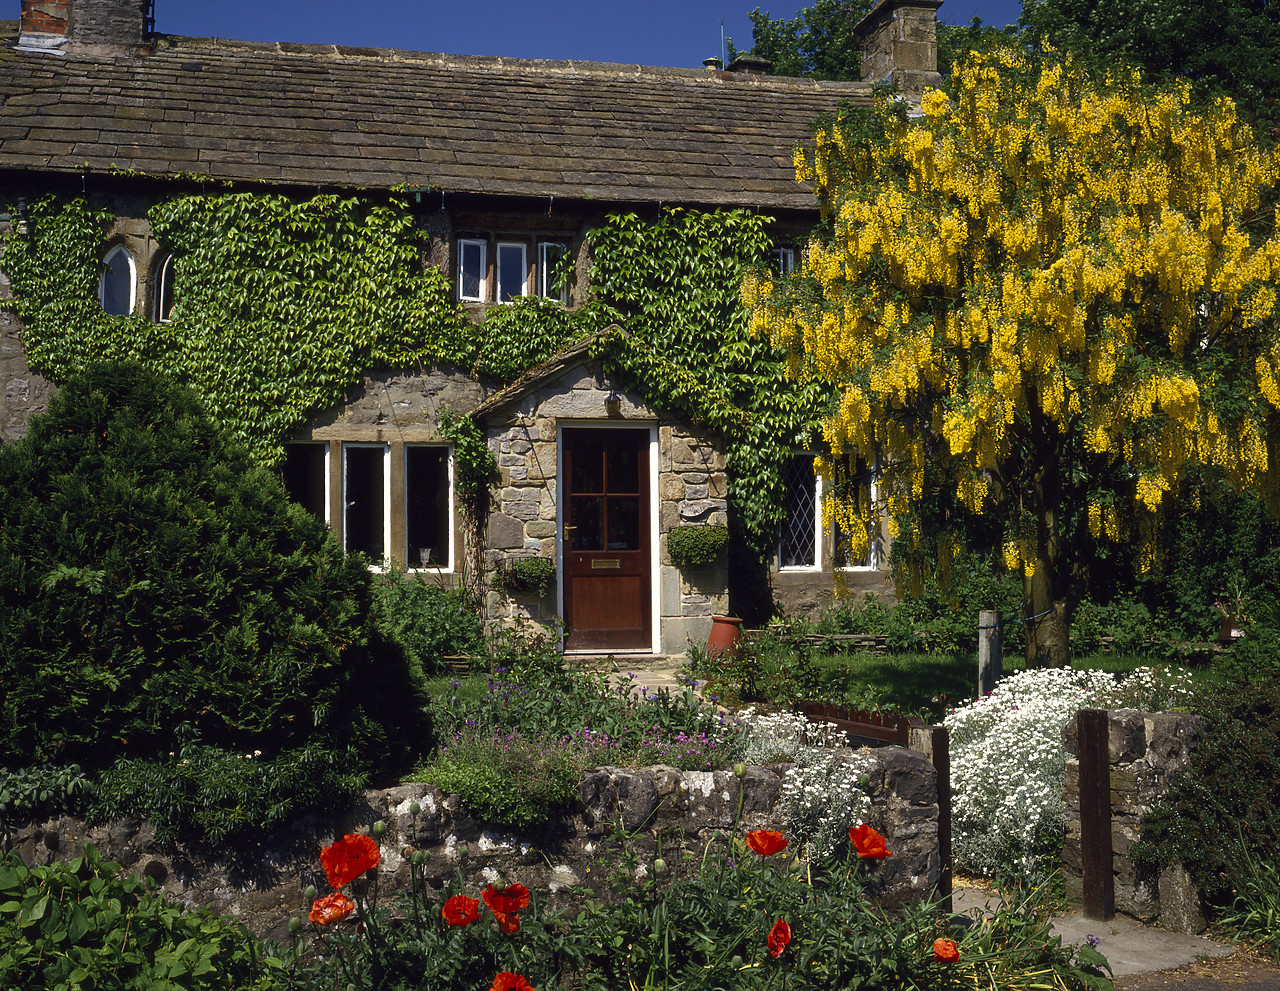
[9,747,941,946]
[1061,708,1204,930]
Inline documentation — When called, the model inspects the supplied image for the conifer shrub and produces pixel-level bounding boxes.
[0,363,432,836]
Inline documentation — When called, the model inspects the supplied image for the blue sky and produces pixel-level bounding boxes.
[157,1,1024,69]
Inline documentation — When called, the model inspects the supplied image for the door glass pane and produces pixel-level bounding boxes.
[570,445,603,494]
[406,446,449,568]
[344,445,385,561]
[570,496,603,551]
[607,437,641,493]
[607,496,640,550]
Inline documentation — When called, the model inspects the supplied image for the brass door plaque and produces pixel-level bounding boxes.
[591,559,621,570]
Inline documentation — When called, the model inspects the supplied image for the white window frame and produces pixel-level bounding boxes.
[496,241,529,302]
[458,238,487,302]
[772,247,796,277]
[99,245,136,316]
[778,453,822,572]
[404,443,455,573]
[153,253,175,323]
[538,241,568,302]
[342,442,391,567]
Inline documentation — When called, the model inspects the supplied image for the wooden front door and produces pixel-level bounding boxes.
[562,428,651,651]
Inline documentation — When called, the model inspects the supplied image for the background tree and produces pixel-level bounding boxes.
[1021,0,1280,135]
[937,17,1022,76]
[746,51,1280,665]
[726,0,870,79]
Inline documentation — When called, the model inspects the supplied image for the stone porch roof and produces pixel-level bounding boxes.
[0,20,872,208]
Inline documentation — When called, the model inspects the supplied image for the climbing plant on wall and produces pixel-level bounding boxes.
[5,192,474,462]
[590,210,831,558]
[4,194,828,618]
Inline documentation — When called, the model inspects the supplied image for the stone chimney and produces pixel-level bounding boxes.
[19,0,150,55]
[854,0,942,99]
[725,53,772,75]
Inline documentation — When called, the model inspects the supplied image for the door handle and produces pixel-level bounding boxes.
[562,525,577,540]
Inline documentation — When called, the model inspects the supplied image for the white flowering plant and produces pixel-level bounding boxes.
[946,665,1200,878]
[736,708,871,860]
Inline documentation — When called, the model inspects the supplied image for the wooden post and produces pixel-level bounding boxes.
[1078,708,1115,921]
[908,725,952,913]
[978,610,1002,697]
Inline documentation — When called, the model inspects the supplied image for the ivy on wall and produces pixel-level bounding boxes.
[3,194,828,615]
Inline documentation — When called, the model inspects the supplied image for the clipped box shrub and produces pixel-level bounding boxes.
[0,364,432,838]
[667,524,729,569]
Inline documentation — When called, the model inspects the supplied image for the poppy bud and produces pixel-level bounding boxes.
[372,821,386,838]
[288,916,302,935]
[731,955,744,969]
[733,762,746,778]
[403,845,416,858]
[412,850,427,865]
[653,858,666,874]
[458,843,469,860]
[409,802,421,817]
[304,885,316,901]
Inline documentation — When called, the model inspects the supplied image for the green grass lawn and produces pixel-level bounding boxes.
[809,649,1214,719]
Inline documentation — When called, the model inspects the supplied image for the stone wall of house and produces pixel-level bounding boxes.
[0,194,162,443]
[657,422,729,653]
[0,217,54,442]
[484,359,729,654]
[1061,708,1205,931]
[9,747,941,945]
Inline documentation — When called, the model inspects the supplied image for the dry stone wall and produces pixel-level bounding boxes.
[9,747,942,945]
[1061,708,1204,930]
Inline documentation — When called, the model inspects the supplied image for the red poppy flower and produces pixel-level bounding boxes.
[482,883,530,934]
[320,833,381,889]
[308,892,355,926]
[849,824,892,859]
[767,918,791,958]
[490,973,536,991]
[442,894,480,926]
[933,938,959,963]
[746,829,788,857]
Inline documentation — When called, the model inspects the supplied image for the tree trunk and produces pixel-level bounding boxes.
[1025,423,1071,668]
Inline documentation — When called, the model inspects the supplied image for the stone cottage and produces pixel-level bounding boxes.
[0,0,941,653]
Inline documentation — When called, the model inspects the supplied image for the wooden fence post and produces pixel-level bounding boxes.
[978,610,1002,697]
[1077,708,1115,921]
[908,725,952,913]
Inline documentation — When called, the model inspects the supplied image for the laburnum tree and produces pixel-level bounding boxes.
[745,50,1280,666]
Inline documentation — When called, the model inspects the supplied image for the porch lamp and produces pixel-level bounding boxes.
[605,388,622,416]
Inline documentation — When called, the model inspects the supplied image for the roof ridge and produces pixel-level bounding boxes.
[148,32,871,90]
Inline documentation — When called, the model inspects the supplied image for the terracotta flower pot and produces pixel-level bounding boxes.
[706,615,743,661]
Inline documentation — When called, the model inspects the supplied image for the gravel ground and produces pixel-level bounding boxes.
[1113,946,1280,990]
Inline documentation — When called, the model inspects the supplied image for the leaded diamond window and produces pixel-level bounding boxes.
[779,454,818,568]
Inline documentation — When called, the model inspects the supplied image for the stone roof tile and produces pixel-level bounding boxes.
[0,22,871,207]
